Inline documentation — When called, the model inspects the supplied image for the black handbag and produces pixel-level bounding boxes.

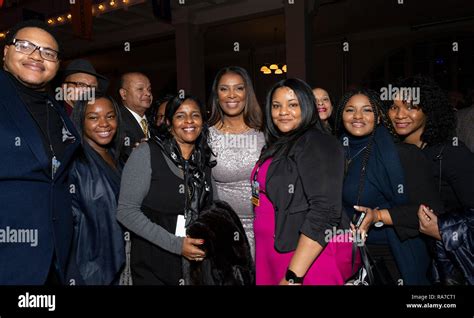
[346,212,395,286]
[349,244,395,285]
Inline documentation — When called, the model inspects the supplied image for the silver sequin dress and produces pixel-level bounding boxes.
[208,126,265,259]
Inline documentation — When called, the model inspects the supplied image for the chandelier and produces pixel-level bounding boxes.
[260,63,287,75]
[259,27,286,75]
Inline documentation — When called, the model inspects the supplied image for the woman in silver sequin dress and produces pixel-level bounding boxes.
[207,66,265,259]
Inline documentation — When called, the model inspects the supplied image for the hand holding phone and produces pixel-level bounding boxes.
[353,211,366,228]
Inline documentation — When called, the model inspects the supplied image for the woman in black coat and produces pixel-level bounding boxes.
[387,75,474,284]
[252,78,355,285]
[388,75,474,214]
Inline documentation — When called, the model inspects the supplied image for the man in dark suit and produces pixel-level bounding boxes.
[0,20,80,284]
[118,72,153,163]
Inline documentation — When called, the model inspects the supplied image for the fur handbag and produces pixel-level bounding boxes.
[184,200,255,285]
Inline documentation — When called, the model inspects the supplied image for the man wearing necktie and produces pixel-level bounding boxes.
[140,118,149,138]
[118,72,153,163]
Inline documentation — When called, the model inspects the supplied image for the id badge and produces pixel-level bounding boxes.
[251,180,260,207]
[175,215,186,237]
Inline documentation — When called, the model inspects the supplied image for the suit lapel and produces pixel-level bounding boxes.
[0,71,50,174]
[266,156,297,211]
[121,105,145,139]
[0,71,80,179]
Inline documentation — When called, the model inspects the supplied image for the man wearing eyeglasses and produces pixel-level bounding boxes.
[60,59,109,116]
[0,20,80,285]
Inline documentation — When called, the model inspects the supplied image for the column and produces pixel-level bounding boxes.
[174,10,205,102]
[284,0,311,82]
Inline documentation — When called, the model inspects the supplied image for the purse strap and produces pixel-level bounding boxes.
[359,244,375,283]
[351,239,357,274]
[435,144,445,194]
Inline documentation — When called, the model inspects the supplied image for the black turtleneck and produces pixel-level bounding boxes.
[6,72,67,163]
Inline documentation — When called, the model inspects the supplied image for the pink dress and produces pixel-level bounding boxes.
[252,159,360,285]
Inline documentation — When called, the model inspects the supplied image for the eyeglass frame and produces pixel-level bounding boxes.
[63,81,98,89]
[8,38,60,62]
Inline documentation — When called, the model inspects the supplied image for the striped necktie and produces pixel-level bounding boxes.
[140,118,149,138]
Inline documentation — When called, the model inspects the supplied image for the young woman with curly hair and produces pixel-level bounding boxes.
[335,88,443,285]
[387,75,474,284]
[388,75,474,214]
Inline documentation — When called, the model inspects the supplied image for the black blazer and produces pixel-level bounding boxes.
[0,70,81,284]
[266,128,345,253]
[119,105,146,163]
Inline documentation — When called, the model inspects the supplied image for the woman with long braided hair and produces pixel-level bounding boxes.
[335,88,442,285]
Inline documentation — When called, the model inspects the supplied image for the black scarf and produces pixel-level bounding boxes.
[154,136,213,227]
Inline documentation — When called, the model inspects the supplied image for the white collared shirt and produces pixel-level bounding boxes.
[125,106,149,137]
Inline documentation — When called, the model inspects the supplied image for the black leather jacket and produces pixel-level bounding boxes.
[432,208,474,285]
[67,144,125,285]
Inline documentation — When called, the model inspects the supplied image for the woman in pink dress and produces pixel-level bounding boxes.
[251,78,359,285]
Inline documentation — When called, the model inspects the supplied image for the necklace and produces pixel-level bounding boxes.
[344,145,367,174]
[220,122,250,134]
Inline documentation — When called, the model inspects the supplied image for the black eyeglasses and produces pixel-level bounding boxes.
[9,38,59,62]
[64,81,98,89]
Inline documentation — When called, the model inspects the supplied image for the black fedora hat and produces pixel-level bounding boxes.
[63,59,109,93]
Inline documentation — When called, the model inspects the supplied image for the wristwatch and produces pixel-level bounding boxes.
[374,209,384,228]
[285,269,304,284]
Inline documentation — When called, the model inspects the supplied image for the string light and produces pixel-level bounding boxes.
[0,0,144,41]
